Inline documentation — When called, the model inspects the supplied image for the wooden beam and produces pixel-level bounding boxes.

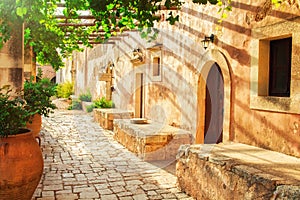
[56,3,179,10]
[78,41,116,45]
[58,23,95,27]
[55,15,95,19]
[65,33,129,37]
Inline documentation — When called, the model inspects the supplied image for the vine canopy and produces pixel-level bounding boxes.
[0,0,219,70]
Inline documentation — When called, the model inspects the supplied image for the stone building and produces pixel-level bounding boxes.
[58,0,300,159]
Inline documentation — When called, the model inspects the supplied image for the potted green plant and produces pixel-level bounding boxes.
[24,76,57,138]
[0,85,43,199]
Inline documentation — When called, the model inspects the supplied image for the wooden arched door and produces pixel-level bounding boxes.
[204,63,224,144]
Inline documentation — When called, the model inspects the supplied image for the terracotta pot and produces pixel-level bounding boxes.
[0,130,44,200]
[26,113,42,138]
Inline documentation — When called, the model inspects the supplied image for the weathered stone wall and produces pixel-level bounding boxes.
[114,119,192,161]
[60,0,300,157]
[93,108,134,130]
[0,25,23,91]
[56,57,72,84]
[176,143,300,199]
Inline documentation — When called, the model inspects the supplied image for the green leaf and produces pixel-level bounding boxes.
[107,3,114,10]
[16,7,27,17]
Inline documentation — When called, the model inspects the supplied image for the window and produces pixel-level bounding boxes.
[269,37,292,97]
[153,57,160,76]
[147,45,162,82]
[250,20,300,114]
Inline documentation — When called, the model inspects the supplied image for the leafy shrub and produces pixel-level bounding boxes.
[68,100,82,110]
[57,81,74,98]
[24,76,57,117]
[86,104,95,113]
[0,86,32,137]
[93,97,113,108]
[79,91,92,102]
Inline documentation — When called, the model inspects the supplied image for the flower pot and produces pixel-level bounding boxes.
[26,113,42,138]
[0,130,44,200]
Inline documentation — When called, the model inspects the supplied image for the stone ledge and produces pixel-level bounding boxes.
[81,101,93,113]
[114,119,192,161]
[93,109,134,130]
[176,143,300,200]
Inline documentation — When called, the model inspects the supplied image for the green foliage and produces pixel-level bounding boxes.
[86,104,95,112]
[24,76,57,117]
[93,97,114,108]
[68,99,82,110]
[56,81,74,98]
[79,91,92,102]
[0,0,186,70]
[37,67,43,79]
[2,0,283,70]
[0,85,32,137]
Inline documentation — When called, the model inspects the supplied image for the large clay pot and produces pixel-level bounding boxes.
[26,113,42,138]
[0,130,44,200]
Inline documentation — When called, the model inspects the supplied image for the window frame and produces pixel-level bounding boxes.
[152,57,161,77]
[148,49,162,82]
[250,24,300,114]
[268,37,292,97]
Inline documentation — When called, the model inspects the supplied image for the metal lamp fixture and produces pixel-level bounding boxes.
[109,63,116,92]
[201,34,214,50]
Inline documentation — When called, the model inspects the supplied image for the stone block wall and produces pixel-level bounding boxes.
[93,109,134,130]
[59,0,300,158]
[176,143,300,199]
[0,25,23,91]
[114,119,192,161]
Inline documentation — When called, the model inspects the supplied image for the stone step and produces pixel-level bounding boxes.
[93,108,134,130]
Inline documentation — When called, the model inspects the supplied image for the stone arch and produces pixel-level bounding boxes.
[196,49,232,144]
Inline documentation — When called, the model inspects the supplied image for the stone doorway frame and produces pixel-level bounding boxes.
[135,73,144,118]
[196,49,232,144]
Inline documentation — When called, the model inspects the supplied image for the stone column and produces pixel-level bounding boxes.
[0,23,23,91]
[23,44,36,81]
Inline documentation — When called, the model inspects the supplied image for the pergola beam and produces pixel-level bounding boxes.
[55,15,95,19]
[58,23,95,27]
[77,41,116,45]
[55,3,179,10]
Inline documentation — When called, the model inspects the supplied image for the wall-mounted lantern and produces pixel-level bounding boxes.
[132,48,145,62]
[109,63,116,92]
[201,34,214,50]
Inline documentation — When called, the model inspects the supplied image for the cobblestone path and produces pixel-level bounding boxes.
[32,110,193,200]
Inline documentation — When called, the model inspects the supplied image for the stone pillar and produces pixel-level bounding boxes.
[0,23,23,91]
[23,44,36,81]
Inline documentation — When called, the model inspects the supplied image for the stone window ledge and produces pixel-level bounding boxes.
[250,95,300,114]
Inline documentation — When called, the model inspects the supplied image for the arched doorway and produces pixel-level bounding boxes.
[204,63,224,143]
[196,50,231,144]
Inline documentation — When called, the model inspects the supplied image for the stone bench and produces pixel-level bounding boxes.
[93,109,134,130]
[176,143,300,200]
[114,119,192,161]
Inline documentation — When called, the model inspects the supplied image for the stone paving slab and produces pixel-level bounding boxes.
[32,110,193,200]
